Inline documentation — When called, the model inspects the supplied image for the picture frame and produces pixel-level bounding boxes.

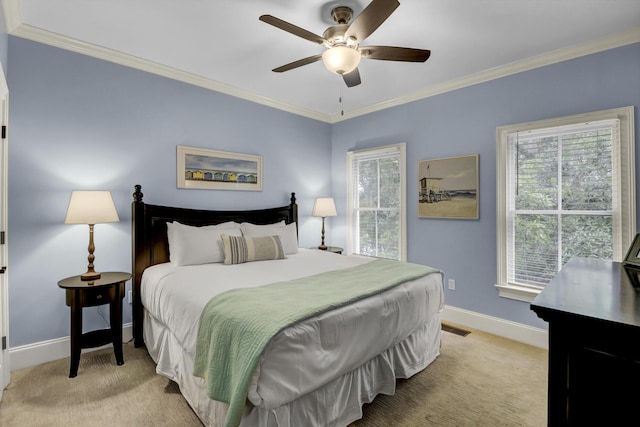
[623,233,640,268]
[623,266,640,290]
[177,145,263,191]
[418,154,479,219]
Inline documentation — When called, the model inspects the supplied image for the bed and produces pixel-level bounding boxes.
[131,185,444,427]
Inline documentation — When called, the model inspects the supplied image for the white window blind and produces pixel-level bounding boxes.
[507,120,619,287]
[346,143,406,261]
[496,106,635,302]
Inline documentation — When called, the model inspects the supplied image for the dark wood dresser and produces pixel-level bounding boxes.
[531,257,640,426]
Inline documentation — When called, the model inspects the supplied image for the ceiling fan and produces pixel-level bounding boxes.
[259,0,431,87]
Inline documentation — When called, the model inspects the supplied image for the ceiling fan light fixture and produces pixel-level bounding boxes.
[322,46,361,75]
[261,0,428,87]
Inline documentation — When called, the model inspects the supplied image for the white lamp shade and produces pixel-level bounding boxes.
[322,46,361,75]
[312,197,337,217]
[65,191,120,224]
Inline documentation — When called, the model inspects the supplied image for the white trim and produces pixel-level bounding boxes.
[441,305,548,350]
[9,323,133,371]
[0,63,8,398]
[496,106,636,300]
[3,0,638,124]
[334,28,640,122]
[9,310,549,372]
[399,144,407,260]
[6,22,331,123]
[346,152,354,255]
[2,0,22,33]
[494,283,538,303]
[346,143,406,260]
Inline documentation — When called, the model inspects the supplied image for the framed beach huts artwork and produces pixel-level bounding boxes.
[177,145,263,191]
[418,154,479,219]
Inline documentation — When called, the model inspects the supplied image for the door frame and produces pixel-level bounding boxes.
[0,62,9,399]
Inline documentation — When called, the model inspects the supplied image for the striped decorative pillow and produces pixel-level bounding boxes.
[221,234,286,265]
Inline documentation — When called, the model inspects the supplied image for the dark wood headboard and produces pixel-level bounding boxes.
[130,184,298,347]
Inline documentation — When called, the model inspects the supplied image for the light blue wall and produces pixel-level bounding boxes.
[5,34,639,347]
[330,42,640,328]
[6,37,331,347]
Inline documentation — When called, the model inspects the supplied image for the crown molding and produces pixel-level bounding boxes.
[3,0,638,125]
[2,0,22,33]
[4,17,332,123]
[331,27,640,123]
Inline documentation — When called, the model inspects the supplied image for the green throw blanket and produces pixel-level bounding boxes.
[192,258,440,427]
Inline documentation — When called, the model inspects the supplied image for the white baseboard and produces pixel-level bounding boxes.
[9,323,133,372]
[8,307,548,372]
[441,305,549,350]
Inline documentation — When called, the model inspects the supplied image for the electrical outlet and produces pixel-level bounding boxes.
[448,279,456,290]
[128,290,132,304]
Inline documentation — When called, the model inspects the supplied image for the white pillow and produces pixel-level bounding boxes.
[240,222,298,254]
[240,220,285,228]
[167,221,241,265]
[167,221,238,253]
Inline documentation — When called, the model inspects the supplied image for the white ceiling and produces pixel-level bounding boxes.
[4,0,640,122]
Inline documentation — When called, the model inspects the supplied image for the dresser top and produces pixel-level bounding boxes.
[531,257,640,327]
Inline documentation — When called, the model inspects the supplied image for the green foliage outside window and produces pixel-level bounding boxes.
[356,157,401,260]
[511,128,614,287]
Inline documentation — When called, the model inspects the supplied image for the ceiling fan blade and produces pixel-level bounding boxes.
[345,0,400,42]
[342,68,361,87]
[361,46,431,62]
[259,15,327,46]
[272,54,323,73]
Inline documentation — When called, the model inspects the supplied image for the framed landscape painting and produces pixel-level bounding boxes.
[177,145,263,191]
[418,154,479,219]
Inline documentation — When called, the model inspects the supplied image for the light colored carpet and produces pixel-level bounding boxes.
[351,326,547,426]
[0,326,547,426]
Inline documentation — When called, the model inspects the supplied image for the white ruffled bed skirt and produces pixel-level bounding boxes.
[144,309,441,427]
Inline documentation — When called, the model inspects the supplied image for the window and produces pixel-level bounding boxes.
[497,107,635,302]
[346,143,407,261]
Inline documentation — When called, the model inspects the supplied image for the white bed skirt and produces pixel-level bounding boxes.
[144,308,441,427]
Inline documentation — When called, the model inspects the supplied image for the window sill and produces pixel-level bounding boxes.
[495,283,541,303]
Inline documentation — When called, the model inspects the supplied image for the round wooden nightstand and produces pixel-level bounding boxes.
[57,271,131,378]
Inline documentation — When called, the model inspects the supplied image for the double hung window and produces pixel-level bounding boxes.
[346,143,406,261]
[496,107,635,301]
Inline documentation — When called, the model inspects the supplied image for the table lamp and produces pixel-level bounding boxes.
[312,197,337,250]
[65,191,120,281]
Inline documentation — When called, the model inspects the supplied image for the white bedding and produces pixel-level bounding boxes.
[141,249,444,426]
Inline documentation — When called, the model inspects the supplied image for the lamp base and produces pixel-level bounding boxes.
[81,271,101,281]
[318,245,328,250]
